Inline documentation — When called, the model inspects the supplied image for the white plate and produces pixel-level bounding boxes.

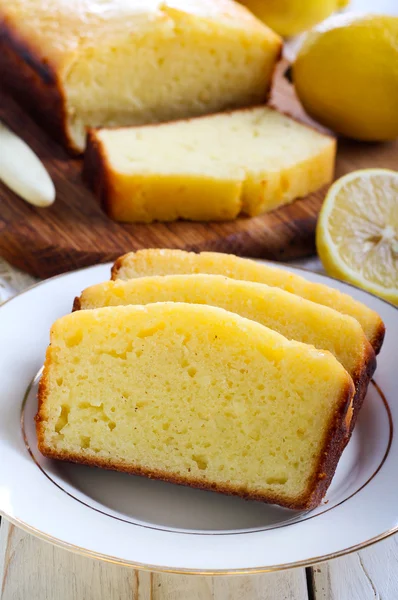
[0,262,397,574]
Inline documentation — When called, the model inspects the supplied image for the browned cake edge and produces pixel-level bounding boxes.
[110,252,137,279]
[349,342,377,435]
[0,17,79,153]
[36,354,354,511]
[83,130,115,217]
[72,296,82,311]
[370,321,385,356]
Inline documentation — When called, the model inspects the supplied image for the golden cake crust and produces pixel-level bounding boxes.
[368,325,386,357]
[84,130,115,216]
[0,18,75,151]
[349,345,376,431]
[71,296,82,312]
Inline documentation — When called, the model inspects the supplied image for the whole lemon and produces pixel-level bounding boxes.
[292,14,398,141]
[239,0,349,37]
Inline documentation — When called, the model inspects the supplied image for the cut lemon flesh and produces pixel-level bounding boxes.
[316,169,398,305]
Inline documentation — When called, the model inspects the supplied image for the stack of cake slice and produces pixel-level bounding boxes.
[36,250,384,510]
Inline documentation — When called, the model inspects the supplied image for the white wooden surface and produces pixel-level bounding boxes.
[1,519,398,599]
[0,520,308,600]
[312,536,398,600]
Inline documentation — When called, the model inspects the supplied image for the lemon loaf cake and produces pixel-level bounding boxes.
[74,274,375,429]
[37,303,354,509]
[85,106,335,221]
[112,249,385,353]
[0,0,281,153]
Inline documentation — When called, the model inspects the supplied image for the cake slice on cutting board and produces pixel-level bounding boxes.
[84,106,336,222]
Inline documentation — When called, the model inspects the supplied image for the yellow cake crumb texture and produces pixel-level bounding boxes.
[76,273,372,381]
[1,0,281,151]
[38,303,354,509]
[87,107,335,222]
[112,249,385,352]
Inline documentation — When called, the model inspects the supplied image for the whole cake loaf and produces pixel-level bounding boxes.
[85,106,335,221]
[73,274,375,431]
[0,0,281,152]
[112,249,385,353]
[37,303,354,510]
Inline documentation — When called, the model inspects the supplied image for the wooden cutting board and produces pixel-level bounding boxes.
[0,65,396,279]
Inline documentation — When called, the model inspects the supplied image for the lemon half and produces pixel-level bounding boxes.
[316,170,398,304]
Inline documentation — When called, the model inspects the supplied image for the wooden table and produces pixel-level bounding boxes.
[1,255,397,600]
[1,517,397,600]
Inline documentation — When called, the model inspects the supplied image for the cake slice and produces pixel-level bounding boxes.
[111,249,385,353]
[73,274,375,431]
[37,303,354,510]
[84,107,335,221]
[0,0,281,153]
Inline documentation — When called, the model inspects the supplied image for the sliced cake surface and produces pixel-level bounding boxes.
[112,249,385,353]
[74,274,375,424]
[0,0,281,152]
[85,107,335,221]
[37,303,354,510]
